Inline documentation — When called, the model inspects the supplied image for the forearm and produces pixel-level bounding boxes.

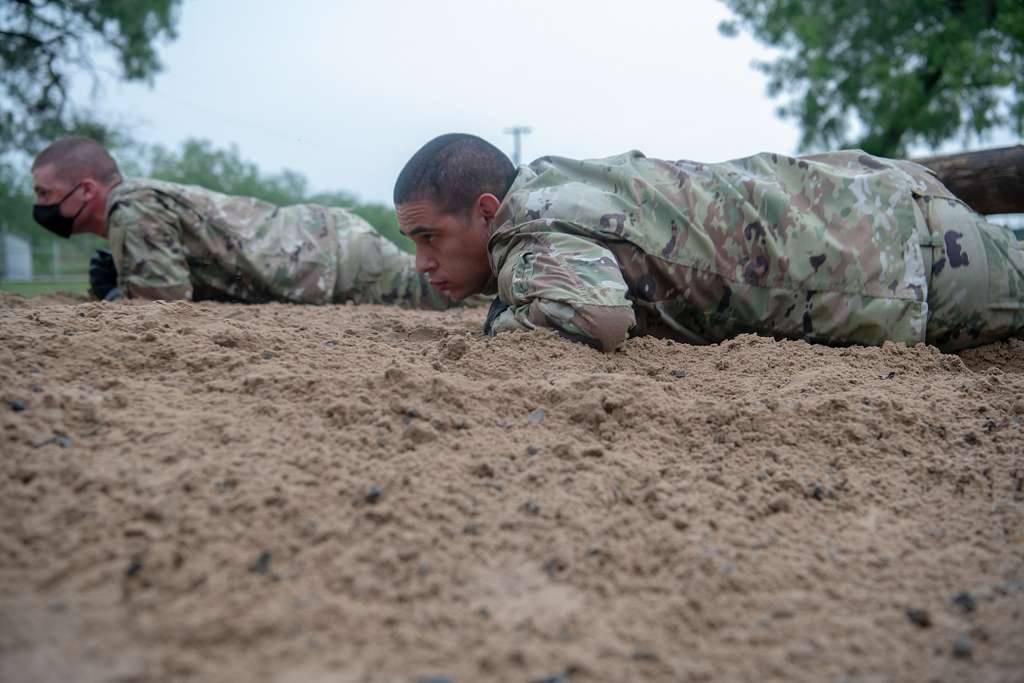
[112,233,193,300]
[120,276,193,300]
[489,297,635,352]
[113,241,192,301]
[491,231,636,351]
[108,191,193,300]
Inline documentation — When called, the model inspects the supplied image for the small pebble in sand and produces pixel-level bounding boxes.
[523,500,541,515]
[261,351,274,360]
[542,558,566,577]
[526,445,541,456]
[125,558,143,577]
[9,399,26,412]
[415,677,455,683]
[54,435,72,448]
[952,591,977,613]
[249,550,272,575]
[952,632,974,659]
[366,484,384,504]
[528,409,546,425]
[905,608,932,628]
[670,369,688,379]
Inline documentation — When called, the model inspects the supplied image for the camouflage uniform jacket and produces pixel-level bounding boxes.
[488,150,960,351]
[106,178,449,308]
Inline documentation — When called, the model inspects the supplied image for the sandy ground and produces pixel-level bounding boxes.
[1,293,1022,683]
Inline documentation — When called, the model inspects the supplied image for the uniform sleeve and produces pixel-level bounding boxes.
[107,195,192,300]
[489,231,636,352]
[335,212,457,310]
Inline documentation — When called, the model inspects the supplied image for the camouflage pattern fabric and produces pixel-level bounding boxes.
[487,150,1024,352]
[106,179,452,309]
[918,196,1024,349]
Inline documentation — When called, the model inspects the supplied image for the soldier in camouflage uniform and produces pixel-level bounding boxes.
[30,137,453,308]
[394,134,1024,352]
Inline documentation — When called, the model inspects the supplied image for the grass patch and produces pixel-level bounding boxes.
[0,280,90,297]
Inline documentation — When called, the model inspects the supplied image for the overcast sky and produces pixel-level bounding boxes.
[100,1,801,204]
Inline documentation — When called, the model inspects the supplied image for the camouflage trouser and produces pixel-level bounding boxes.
[917,197,1024,351]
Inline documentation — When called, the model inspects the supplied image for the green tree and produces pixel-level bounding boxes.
[719,0,1024,157]
[147,139,311,207]
[1,0,182,158]
[0,165,32,235]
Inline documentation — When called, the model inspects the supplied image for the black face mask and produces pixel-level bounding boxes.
[33,183,86,239]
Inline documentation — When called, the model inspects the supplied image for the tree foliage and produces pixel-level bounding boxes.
[146,139,312,208]
[0,0,182,157]
[719,0,1024,156]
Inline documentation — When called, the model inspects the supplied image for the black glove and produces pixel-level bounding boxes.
[89,249,119,301]
[483,296,510,336]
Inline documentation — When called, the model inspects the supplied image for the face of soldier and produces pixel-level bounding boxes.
[31,164,101,238]
[397,195,499,299]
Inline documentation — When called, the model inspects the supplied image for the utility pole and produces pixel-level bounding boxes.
[504,126,532,166]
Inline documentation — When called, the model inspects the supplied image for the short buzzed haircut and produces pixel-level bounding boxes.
[393,133,517,214]
[32,136,122,185]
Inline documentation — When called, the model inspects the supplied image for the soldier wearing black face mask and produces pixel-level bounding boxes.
[31,138,124,299]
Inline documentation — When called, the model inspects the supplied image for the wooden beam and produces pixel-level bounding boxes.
[912,145,1024,215]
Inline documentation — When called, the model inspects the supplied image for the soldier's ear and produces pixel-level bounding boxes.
[80,178,101,201]
[476,193,501,222]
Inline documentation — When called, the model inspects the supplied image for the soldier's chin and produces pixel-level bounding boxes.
[448,286,470,300]
[452,283,489,300]
[434,282,466,299]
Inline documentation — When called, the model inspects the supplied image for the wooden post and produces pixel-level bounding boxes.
[912,145,1024,215]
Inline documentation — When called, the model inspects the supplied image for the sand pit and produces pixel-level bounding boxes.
[1,293,1022,682]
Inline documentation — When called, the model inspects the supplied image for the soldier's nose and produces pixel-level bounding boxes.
[415,251,437,273]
